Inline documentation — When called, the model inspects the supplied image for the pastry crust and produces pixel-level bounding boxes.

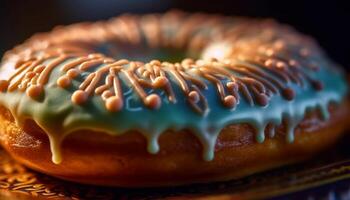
[0,102,348,187]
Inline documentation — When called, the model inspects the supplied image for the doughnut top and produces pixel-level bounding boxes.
[0,11,347,164]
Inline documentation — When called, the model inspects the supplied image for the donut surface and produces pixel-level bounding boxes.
[0,11,348,186]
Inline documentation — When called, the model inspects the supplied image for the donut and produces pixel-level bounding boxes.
[0,11,348,187]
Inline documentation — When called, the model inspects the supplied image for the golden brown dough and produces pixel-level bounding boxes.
[0,102,348,187]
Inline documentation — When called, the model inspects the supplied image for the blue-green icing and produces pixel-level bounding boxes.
[0,56,347,164]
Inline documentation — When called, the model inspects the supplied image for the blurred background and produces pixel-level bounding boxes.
[0,0,349,69]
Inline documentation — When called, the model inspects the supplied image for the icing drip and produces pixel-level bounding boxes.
[0,11,347,164]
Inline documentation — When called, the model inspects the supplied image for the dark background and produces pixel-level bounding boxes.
[0,0,349,69]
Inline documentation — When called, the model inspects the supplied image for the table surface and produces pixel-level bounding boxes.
[1,136,350,200]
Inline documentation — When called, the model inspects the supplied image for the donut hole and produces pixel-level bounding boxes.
[95,40,234,63]
[95,42,200,63]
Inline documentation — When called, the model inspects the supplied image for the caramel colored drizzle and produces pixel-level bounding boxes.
[0,55,320,114]
[0,11,324,114]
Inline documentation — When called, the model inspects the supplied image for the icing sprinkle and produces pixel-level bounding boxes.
[0,11,347,164]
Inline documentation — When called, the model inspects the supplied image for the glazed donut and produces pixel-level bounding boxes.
[0,11,348,187]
